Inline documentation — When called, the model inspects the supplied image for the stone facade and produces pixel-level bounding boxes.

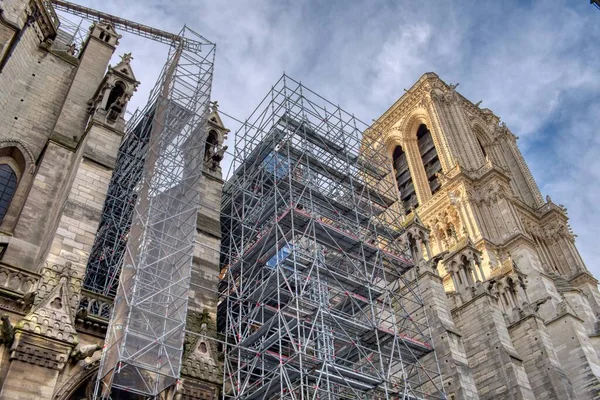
[376,72,600,399]
[0,1,227,399]
[1,0,599,399]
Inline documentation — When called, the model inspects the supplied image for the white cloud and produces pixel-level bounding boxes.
[63,0,600,276]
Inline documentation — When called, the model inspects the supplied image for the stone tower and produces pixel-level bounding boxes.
[0,1,228,399]
[178,102,229,399]
[374,72,600,399]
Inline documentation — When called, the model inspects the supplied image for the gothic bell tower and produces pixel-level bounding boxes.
[375,72,600,399]
[376,73,593,296]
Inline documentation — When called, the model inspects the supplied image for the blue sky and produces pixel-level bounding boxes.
[66,0,600,276]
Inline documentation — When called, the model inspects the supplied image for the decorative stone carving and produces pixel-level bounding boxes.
[521,296,551,316]
[18,291,36,311]
[426,204,464,252]
[0,314,15,346]
[9,331,73,370]
[18,271,78,343]
[204,102,230,173]
[70,343,101,363]
[7,262,82,371]
[77,289,113,320]
[35,262,83,313]
[0,264,38,296]
[476,180,510,205]
[88,51,139,127]
[181,309,222,385]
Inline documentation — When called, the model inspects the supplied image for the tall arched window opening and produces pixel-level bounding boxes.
[205,130,218,162]
[393,145,418,213]
[417,124,442,196]
[106,81,126,111]
[0,164,17,223]
[477,137,487,159]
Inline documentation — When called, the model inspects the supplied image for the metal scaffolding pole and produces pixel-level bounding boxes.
[218,74,445,400]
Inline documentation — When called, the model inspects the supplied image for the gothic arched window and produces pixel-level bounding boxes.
[0,164,17,223]
[205,130,218,162]
[477,136,488,161]
[106,81,126,110]
[417,124,442,196]
[393,145,418,213]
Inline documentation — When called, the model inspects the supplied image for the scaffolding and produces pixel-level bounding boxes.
[89,26,216,399]
[219,75,445,400]
[82,109,152,299]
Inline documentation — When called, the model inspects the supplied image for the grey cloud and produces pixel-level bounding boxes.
[63,0,600,275]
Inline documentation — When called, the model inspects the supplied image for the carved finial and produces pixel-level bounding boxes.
[546,194,552,203]
[210,100,219,111]
[120,53,133,64]
[57,261,72,278]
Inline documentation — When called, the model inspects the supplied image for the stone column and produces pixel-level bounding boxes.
[452,292,535,399]
[508,314,576,399]
[416,269,480,399]
[546,311,600,399]
[420,236,432,259]
[473,257,485,282]
[448,267,461,293]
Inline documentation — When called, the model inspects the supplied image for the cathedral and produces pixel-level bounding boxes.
[0,0,599,399]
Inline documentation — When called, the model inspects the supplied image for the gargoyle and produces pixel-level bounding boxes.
[70,343,101,363]
[19,291,36,310]
[522,296,551,316]
[0,314,14,346]
[75,307,88,320]
[210,145,227,171]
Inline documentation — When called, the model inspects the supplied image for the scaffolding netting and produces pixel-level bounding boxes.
[93,27,215,398]
[218,75,445,400]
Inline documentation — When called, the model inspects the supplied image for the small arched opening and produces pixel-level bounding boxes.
[393,145,417,213]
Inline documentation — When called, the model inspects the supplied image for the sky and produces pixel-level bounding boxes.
[63,0,600,276]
